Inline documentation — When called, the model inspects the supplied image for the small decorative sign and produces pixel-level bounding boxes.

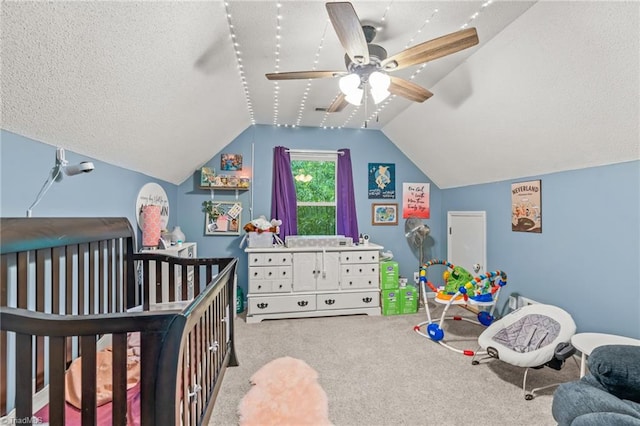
[511,179,542,233]
[368,163,395,199]
[136,183,169,231]
[402,182,430,219]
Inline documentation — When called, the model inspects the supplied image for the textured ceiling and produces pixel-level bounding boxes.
[1,1,638,187]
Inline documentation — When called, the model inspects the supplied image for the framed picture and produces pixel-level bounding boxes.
[402,182,430,219]
[204,201,242,236]
[511,179,542,233]
[372,203,398,226]
[368,163,395,199]
[220,153,243,171]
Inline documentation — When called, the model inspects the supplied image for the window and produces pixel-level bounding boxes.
[290,152,337,235]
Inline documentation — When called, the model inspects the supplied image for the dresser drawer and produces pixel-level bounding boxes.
[248,280,272,293]
[341,250,379,264]
[248,252,292,266]
[341,275,378,289]
[340,263,379,277]
[316,291,379,310]
[247,294,316,315]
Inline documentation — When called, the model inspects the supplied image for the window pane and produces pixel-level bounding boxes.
[291,160,335,202]
[297,205,336,235]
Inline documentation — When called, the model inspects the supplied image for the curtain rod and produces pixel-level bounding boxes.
[286,149,344,156]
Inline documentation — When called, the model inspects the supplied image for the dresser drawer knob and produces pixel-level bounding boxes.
[297,300,308,307]
[257,302,269,309]
[268,271,273,276]
[362,297,373,303]
[324,299,335,305]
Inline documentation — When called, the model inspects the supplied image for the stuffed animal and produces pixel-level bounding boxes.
[243,216,282,234]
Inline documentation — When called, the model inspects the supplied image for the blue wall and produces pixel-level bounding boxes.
[0,130,178,243]
[443,161,640,338]
[3,128,639,338]
[177,125,444,299]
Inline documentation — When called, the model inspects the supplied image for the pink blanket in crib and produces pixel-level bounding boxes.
[35,333,142,425]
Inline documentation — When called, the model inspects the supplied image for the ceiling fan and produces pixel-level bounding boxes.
[266,1,479,113]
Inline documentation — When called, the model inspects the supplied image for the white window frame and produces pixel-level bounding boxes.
[290,152,338,233]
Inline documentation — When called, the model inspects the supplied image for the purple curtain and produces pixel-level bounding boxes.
[337,148,359,241]
[271,146,297,238]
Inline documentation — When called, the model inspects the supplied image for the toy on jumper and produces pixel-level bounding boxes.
[413,259,507,356]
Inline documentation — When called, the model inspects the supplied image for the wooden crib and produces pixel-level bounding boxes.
[0,217,238,425]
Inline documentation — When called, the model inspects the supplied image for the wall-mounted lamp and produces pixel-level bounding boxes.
[26,147,95,217]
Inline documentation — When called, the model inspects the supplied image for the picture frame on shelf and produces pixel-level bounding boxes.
[220,153,243,171]
[204,201,242,236]
[372,203,398,226]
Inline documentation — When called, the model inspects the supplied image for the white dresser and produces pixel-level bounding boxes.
[245,244,382,323]
[142,242,197,304]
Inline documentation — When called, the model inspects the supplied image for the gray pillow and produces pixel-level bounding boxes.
[588,344,640,403]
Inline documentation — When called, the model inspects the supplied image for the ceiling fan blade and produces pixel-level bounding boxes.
[326,2,369,65]
[389,76,433,103]
[266,71,346,80]
[382,27,479,71]
[327,93,348,113]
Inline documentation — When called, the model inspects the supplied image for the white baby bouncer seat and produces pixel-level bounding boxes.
[472,303,577,400]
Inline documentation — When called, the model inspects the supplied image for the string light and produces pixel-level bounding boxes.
[273,2,283,125]
[295,21,330,127]
[224,1,255,125]
[269,1,494,130]
[363,1,494,128]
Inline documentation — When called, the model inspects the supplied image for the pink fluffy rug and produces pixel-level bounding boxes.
[238,356,333,426]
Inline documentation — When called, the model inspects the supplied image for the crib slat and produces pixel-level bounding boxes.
[15,333,32,421]
[195,321,203,418]
[79,243,86,315]
[99,241,106,314]
[17,252,28,309]
[80,336,97,425]
[182,344,189,426]
[168,262,176,303]
[89,241,98,314]
[0,254,7,415]
[36,249,46,391]
[115,241,122,311]
[107,240,114,313]
[62,245,75,365]
[112,333,128,426]
[49,336,67,424]
[155,261,162,304]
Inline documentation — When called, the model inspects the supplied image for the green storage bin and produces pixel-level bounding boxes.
[399,285,419,314]
[380,261,399,290]
[381,289,400,315]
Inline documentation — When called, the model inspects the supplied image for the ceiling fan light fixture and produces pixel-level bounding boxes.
[339,73,363,105]
[369,71,390,90]
[345,88,363,106]
[369,71,391,104]
[339,73,360,95]
[371,86,390,104]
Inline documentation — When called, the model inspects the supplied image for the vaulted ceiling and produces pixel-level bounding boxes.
[1,1,638,188]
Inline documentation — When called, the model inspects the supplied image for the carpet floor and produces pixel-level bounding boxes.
[210,303,580,425]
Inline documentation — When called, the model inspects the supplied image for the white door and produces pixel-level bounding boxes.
[447,211,486,276]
